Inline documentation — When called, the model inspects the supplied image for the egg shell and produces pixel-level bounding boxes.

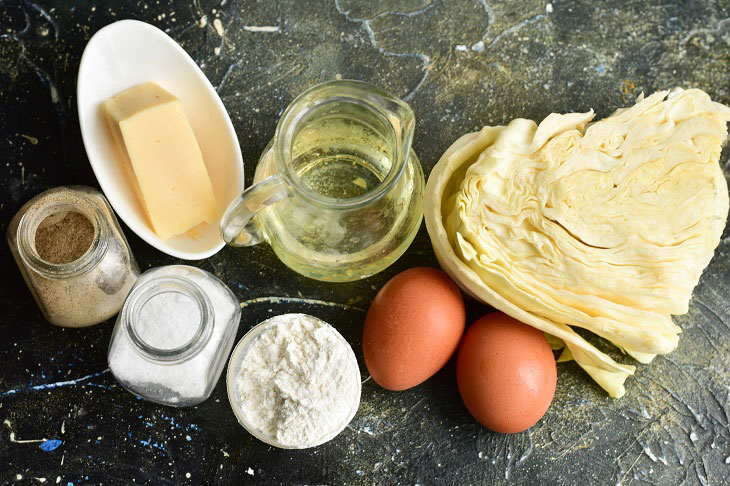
[456,312,556,434]
[363,267,466,391]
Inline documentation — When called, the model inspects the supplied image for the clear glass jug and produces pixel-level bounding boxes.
[220,80,425,282]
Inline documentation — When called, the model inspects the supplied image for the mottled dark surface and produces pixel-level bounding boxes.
[1,0,730,484]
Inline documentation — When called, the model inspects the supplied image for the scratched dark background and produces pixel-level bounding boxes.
[1,0,730,484]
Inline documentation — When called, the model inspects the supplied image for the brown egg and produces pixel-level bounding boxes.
[456,312,556,434]
[363,267,466,391]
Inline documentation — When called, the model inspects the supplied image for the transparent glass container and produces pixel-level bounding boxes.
[108,265,241,407]
[220,80,425,282]
[6,186,139,327]
[226,313,361,449]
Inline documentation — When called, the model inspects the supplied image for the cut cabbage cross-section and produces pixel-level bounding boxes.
[425,89,730,397]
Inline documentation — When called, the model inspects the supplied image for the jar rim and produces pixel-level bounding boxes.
[274,79,415,210]
[17,192,109,279]
[122,276,214,363]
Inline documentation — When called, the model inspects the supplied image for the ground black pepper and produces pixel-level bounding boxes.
[7,186,140,327]
[34,211,95,264]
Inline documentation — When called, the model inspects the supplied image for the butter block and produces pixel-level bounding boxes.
[102,82,218,239]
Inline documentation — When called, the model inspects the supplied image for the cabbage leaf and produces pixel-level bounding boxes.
[426,89,730,397]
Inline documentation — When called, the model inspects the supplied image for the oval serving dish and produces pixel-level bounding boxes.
[77,19,244,260]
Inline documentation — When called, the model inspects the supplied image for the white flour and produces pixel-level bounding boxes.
[237,314,360,447]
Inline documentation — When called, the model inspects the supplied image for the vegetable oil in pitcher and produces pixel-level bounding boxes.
[225,80,425,282]
[292,104,394,200]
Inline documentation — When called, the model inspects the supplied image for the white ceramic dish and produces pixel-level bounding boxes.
[226,314,362,449]
[77,19,244,260]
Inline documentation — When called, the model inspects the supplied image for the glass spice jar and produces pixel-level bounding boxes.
[7,186,140,327]
[107,265,242,407]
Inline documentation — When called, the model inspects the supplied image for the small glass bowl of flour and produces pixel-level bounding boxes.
[226,313,361,448]
[108,265,241,407]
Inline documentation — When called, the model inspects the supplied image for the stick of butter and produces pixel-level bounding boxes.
[102,82,218,240]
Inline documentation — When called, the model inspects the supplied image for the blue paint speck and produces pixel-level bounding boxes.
[39,439,62,452]
[67,482,74,486]
[135,436,168,451]
[151,441,166,451]
[595,64,606,74]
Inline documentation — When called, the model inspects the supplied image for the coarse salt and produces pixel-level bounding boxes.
[108,265,241,407]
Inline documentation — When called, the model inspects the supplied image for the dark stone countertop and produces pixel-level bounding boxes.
[1,0,729,484]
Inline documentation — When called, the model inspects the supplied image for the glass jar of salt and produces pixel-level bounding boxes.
[108,265,241,407]
[6,186,140,327]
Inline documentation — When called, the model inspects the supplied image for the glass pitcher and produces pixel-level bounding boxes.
[220,80,424,282]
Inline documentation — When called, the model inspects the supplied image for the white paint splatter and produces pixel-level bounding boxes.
[455,44,468,52]
[239,296,365,312]
[546,3,553,14]
[471,40,485,52]
[213,18,224,37]
[246,468,254,476]
[243,25,279,33]
[20,134,38,144]
[643,444,658,462]
[4,419,46,444]
[199,15,207,28]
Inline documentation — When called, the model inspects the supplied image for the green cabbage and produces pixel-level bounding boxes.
[425,89,730,397]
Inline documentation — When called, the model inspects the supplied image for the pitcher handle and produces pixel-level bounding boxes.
[220,175,290,247]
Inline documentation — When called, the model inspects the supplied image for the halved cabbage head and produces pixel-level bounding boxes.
[425,89,730,397]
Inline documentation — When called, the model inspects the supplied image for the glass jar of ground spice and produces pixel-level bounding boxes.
[7,186,140,327]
